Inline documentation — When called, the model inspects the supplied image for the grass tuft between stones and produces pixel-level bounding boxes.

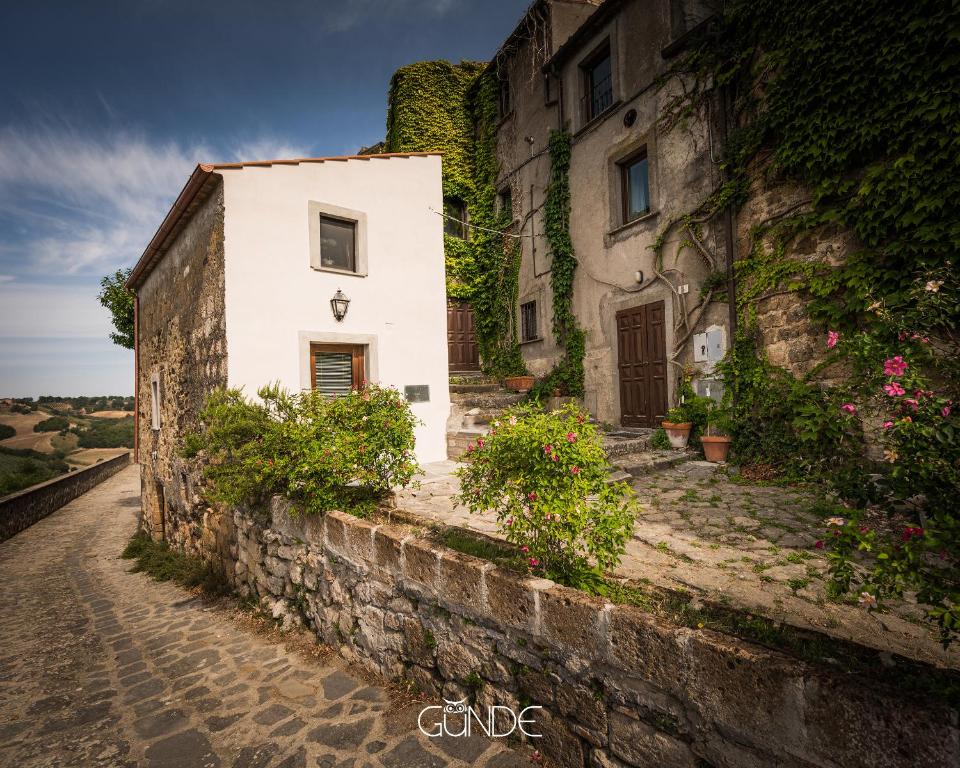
[122,531,230,596]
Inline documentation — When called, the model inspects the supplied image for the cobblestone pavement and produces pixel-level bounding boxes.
[398,460,959,669]
[0,467,529,768]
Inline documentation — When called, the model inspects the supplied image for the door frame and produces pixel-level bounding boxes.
[615,298,669,428]
[447,300,481,373]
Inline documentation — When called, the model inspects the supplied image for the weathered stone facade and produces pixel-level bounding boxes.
[212,499,958,768]
[135,180,229,552]
[494,0,729,424]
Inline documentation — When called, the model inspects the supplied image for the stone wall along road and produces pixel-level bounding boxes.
[0,466,528,768]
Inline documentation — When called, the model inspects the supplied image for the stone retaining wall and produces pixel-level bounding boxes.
[219,499,958,768]
[0,452,131,542]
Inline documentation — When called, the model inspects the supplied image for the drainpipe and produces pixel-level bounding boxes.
[133,293,139,463]
[718,83,738,354]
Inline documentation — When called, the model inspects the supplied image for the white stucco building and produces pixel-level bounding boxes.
[129,152,450,484]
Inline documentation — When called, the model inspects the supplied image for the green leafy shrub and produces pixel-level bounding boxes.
[122,531,229,595]
[649,427,671,450]
[184,384,421,516]
[664,377,713,446]
[0,424,15,440]
[34,415,70,433]
[455,403,636,587]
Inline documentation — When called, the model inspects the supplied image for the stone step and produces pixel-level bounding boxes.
[450,391,525,407]
[602,432,653,459]
[446,428,490,460]
[449,382,503,394]
[613,450,694,478]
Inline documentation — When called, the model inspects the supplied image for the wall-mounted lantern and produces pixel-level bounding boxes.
[330,288,350,322]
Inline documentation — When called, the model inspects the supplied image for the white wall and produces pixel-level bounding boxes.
[220,155,450,463]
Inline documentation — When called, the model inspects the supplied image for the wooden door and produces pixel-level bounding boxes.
[617,301,667,427]
[447,301,480,372]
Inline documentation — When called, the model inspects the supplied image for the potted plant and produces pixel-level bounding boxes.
[504,374,535,393]
[661,405,692,449]
[700,402,732,463]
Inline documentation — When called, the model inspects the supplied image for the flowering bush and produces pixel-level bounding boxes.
[819,276,960,643]
[455,403,636,586]
[184,383,420,516]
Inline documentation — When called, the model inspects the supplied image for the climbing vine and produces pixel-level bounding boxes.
[658,0,960,640]
[531,130,584,398]
[385,61,524,377]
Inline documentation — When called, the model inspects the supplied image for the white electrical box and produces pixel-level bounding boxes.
[694,326,726,363]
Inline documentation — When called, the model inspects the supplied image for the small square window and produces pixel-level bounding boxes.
[620,149,650,223]
[444,197,468,239]
[520,300,538,342]
[499,187,513,219]
[310,344,364,397]
[318,215,356,272]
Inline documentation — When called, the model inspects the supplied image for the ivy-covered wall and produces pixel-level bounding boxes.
[384,60,524,376]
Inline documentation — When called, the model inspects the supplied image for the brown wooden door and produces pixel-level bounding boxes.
[617,300,667,427]
[447,301,480,372]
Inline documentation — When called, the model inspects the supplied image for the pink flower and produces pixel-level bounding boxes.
[841,403,857,415]
[476,438,485,448]
[529,557,539,567]
[903,398,919,411]
[570,465,581,475]
[943,406,952,418]
[884,382,905,397]
[882,420,894,430]
[528,492,537,501]
[506,518,514,526]
[551,453,559,462]
[814,540,825,550]
[826,330,840,349]
[543,444,553,455]
[883,356,908,377]
[521,545,529,553]
[466,444,475,453]
[902,526,924,541]
[566,431,577,443]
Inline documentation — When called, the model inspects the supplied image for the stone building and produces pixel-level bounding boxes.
[127,153,449,544]
[383,0,730,427]
[496,0,725,426]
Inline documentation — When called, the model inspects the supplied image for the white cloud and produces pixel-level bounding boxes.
[0,274,13,283]
[232,138,310,163]
[0,127,308,278]
[0,280,111,338]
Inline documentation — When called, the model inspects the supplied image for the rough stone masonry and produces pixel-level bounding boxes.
[215,498,959,768]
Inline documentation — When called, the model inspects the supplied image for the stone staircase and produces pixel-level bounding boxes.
[447,387,694,475]
[446,374,524,459]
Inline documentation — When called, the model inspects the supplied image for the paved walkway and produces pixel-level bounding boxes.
[0,467,527,768]
[399,460,960,670]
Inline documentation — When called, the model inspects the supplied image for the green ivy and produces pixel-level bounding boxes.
[384,61,524,377]
[531,130,585,398]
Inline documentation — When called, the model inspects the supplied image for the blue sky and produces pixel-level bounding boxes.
[0,0,527,397]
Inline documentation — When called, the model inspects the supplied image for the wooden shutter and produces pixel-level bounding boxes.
[310,344,364,396]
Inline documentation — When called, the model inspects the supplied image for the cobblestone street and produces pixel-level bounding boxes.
[0,467,527,768]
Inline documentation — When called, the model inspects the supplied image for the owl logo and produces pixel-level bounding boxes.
[443,698,467,714]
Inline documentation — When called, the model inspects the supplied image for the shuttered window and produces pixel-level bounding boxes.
[310,344,364,396]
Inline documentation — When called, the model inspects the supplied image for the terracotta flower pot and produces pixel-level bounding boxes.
[504,375,535,393]
[701,435,732,463]
[661,421,692,449]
